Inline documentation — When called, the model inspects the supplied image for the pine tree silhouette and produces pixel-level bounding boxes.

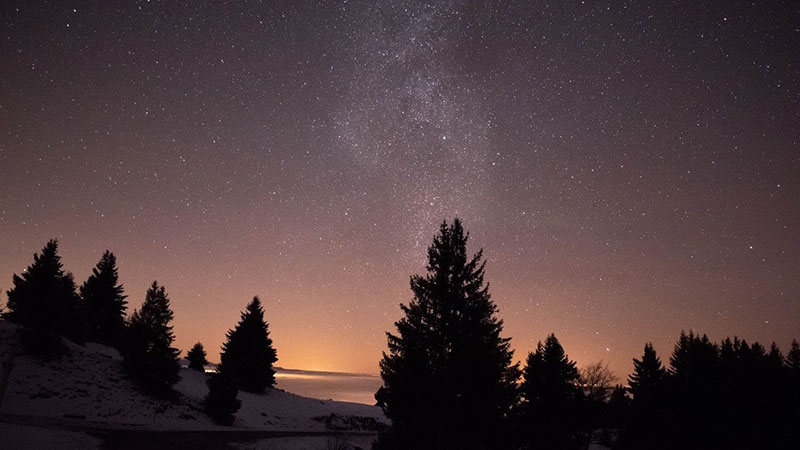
[204,368,241,425]
[787,339,800,375]
[787,339,800,447]
[666,331,721,448]
[669,330,719,380]
[766,342,785,376]
[619,343,667,450]
[81,251,127,347]
[375,219,519,450]
[4,240,84,347]
[628,343,664,402]
[606,384,629,429]
[123,281,180,393]
[187,342,208,372]
[519,334,584,450]
[219,296,277,393]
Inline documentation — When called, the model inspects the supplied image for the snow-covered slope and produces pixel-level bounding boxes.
[176,369,385,431]
[0,320,386,433]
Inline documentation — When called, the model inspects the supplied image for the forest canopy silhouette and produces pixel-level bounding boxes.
[2,223,799,448]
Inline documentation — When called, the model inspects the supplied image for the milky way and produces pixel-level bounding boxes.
[1,1,798,375]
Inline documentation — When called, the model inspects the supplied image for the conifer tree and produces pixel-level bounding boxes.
[766,342,785,375]
[204,368,241,425]
[4,240,84,344]
[219,296,277,393]
[81,251,127,346]
[606,384,629,428]
[619,342,668,450]
[375,219,519,450]
[669,330,719,380]
[519,334,584,450]
[666,331,722,448]
[787,339,800,446]
[628,343,664,402]
[719,336,740,372]
[787,339,800,375]
[124,281,180,393]
[187,342,208,371]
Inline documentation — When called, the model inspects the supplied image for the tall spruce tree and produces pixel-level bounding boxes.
[219,296,277,393]
[788,339,800,446]
[619,342,668,450]
[4,240,84,344]
[669,330,719,380]
[124,281,180,393]
[628,343,665,402]
[787,339,800,375]
[81,251,127,346]
[766,342,785,376]
[187,342,208,371]
[375,219,519,450]
[666,331,722,448]
[519,334,584,450]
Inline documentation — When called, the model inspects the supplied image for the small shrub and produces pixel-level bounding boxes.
[204,370,241,425]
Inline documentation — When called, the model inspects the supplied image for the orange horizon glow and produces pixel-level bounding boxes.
[2,235,796,379]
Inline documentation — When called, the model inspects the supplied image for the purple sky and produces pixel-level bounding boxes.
[1,0,798,376]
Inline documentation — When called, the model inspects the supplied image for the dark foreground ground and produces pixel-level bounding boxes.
[0,414,377,450]
[94,429,376,450]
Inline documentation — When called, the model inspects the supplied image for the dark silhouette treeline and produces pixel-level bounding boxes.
[2,239,277,424]
[375,219,800,450]
[3,229,799,447]
[620,333,800,450]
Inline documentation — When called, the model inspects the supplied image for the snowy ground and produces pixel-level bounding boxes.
[0,423,101,450]
[0,320,386,449]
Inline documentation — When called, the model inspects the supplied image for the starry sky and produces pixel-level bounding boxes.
[1,0,798,377]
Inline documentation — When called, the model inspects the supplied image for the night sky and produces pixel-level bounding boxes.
[1,1,798,376]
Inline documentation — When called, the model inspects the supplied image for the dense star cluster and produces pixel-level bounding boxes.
[1,1,798,375]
